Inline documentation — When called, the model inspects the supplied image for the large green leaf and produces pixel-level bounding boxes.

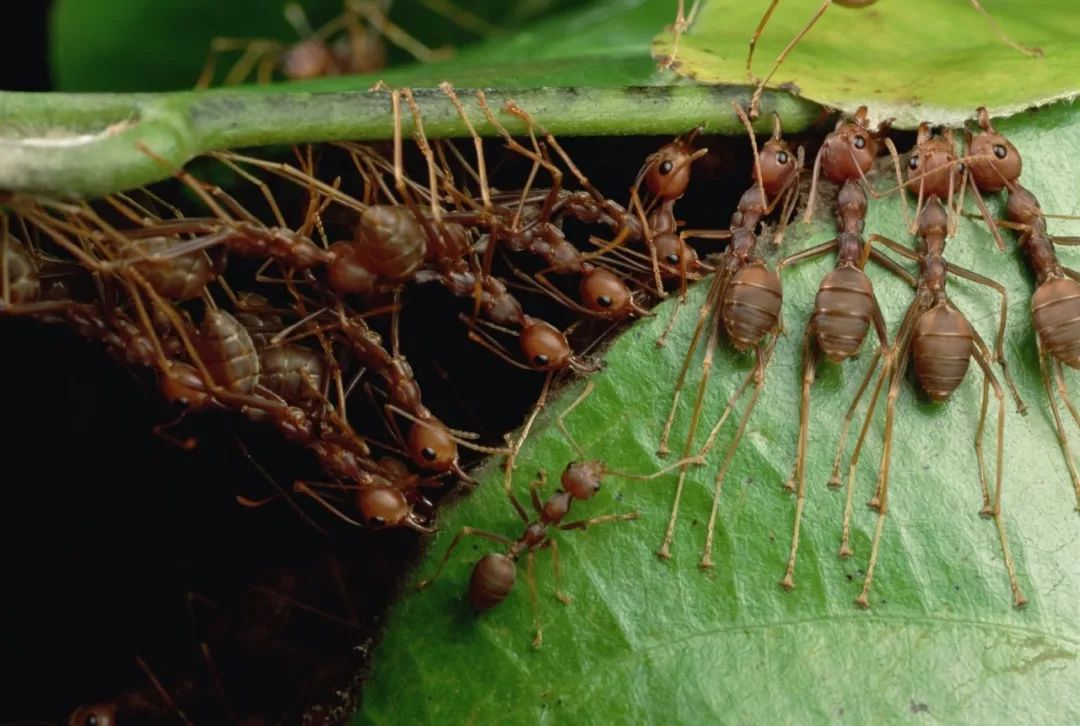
[51,0,590,92]
[357,100,1080,722]
[653,0,1080,128]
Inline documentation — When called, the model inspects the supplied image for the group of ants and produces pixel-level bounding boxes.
[4,0,1075,720]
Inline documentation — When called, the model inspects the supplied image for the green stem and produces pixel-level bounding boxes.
[0,86,820,199]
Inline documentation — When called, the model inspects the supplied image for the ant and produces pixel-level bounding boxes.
[195,0,459,88]
[774,178,909,590]
[837,196,1026,608]
[656,102,803,565]
[416,382,699,647]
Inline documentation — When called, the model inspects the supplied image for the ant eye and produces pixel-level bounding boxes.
[369,516,386,527]
[596,295,612,308]
[87,718,98,726]
[593,482,601,492]
[659,160,673,175]
[993,144,1008,159]
[853,135,866,150]
[666,253,680,265]
[533,354,549,366]
[776,151,789,164]
[421,447,437,461]
[957,162,966,174]
[908,155,919,169]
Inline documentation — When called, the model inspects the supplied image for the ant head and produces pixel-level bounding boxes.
[905,125,961,200]
[755,120,799,197]
[519,318,573,370]
[967,107,1022,193]
[654,233,701,278]
[562,460,605,500]
[822,106,879,183]
[356,485,413,529]
[407,418,459,472]
[281,39,336,80]
[640,128,706,200]
[579,268,636,318]
[327,240,378,296]
[160,363,213,410]
[917,196,950,237]
[69,703,118,726]
[1006,184,1042,227]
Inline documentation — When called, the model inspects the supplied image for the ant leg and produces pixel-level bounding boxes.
[349,0,454,62]
[559,511,640,531]
[867,248,918,288]
[529,470,547,514]
[152,412,197,451]
[134,655,193,725]
[547,538,573,605]
[948,269,1025,413]
[854,355,907,608]
[415,527,515,590]
[747,0,833,120]
[658,314,724,559]
[829,349,881,487]
[882,138,912,231]
[556,381,594,457]
[972,346,1028,607]
[701,337,777,569]
[781,337,817,590]
[527,551,543,648]
[777,239,837,271]
[802,145,826,223]
[965,175,1008,251]
[840,309,916,555]
[504,373,554,521]
[660,0,703,71]
[658,273,727,455]
[1041,345,1080,509]
[197,641,239,724]
[967,0,1042,57]
[974,366,995,515]
[787,330,818,492]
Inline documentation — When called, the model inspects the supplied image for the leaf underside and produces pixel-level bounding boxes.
[357,99,1080,723]
[652,0,1080,128]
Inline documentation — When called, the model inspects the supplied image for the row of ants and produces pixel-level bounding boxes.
[400,96,1080,643]
[4,85,1080,718]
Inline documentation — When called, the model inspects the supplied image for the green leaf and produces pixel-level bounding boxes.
[357,100,1080,722]
[50,0,587,92]
[652,0,1080,128]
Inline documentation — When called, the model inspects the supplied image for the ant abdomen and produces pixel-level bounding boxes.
[355,205,427,282]
[468,553,516,610]
[912,305,975,401]
[281,39,337,80]
[198,309,261,395]
[722,263,783,351]
[812,265,876,362]
[128,236,214,302]
[1033,277,1080,369]
[2,239,41,304]
[327,240,379,296]
[259,344,327,407]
